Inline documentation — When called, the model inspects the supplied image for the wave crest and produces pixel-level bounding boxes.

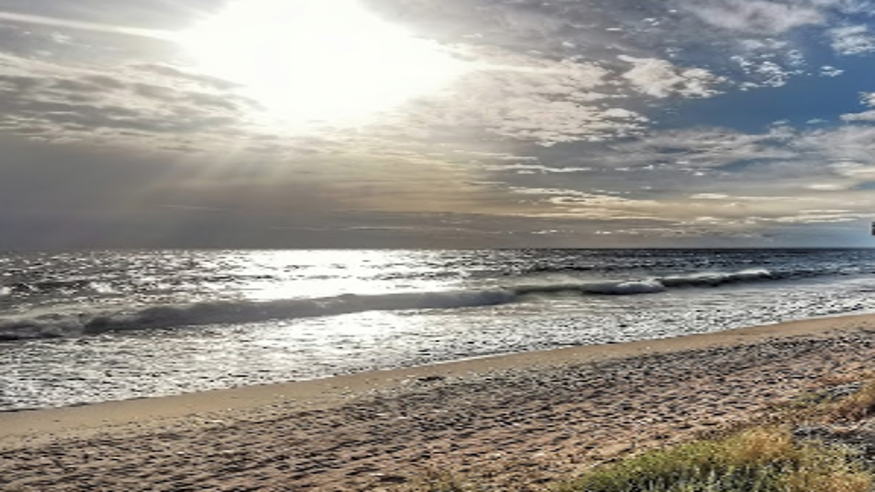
[0,268,779,341]
[0,289,516,341]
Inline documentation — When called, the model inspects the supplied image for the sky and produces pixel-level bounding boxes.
[2,0,875,249]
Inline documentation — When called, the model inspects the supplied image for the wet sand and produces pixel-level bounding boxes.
[2,313,875,491]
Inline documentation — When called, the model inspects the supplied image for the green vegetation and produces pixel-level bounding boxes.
[554,427,870,492]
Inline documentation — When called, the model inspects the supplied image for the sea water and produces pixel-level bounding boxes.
[3,249,875,411]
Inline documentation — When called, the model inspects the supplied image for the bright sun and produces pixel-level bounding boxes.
[179,0,469,128]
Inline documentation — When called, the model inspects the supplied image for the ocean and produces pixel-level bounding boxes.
[3,248,875,411]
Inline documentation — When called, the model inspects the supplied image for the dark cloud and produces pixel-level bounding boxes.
[0,74,41,92]
[81,74,127,90]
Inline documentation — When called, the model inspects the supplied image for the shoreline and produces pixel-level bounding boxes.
[3,312,875,490]
[2,312,874,442]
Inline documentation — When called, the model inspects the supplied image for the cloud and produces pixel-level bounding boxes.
[370,0,823,102]
[724,36,809,89]
[829,25,875,55]
[503,180,871,232]
[618,56,724,98]
[819,65,844,77]
[690,193,731,199]
[811,0,875,15]
[482,163,592,174]
[132,63,242,91]
[679,0,824,35]
[736,60,796,88]
[381,52,650,146]
[841,110,875,122]
[0,10,175,40]
[756,211,862,224]
[508,186,670,221]
[616,125,875,197]
[374,42,729,148]
[478,121,875,237]
[807,183,848,191]
[795,125,875,166]
[605,126,797,171]
[0,53,259,148]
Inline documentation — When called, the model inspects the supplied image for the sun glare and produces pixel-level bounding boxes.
[179,0,469,128]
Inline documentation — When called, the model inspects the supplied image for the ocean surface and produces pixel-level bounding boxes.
[3,248,875,411]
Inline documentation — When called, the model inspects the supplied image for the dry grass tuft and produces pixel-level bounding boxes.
[826,381,875,422]
[553,426,871,492]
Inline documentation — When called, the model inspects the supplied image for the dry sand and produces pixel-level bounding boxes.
[2,314,875,491]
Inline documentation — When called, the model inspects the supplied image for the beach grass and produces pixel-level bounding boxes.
[554,426,870,492]
[826,381,875,422]
[766,373,875,426]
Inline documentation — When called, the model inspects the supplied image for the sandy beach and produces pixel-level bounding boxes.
[3,313,875,491]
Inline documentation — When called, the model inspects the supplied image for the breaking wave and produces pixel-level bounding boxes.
[0,268,778,341]
[514,268,773,296]
[0,289,516,341]
[1,278,115,295]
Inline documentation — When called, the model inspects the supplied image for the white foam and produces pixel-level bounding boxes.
[583,279,667,295]
[661,268,773,287]
[514,268,775,296]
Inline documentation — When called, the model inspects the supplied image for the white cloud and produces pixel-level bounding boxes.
[618,56,724,98]
[841,110,875,122]
[819,65,844,77]
[465,151,540,162]
[690,193,730,199]
[808,183,849,191]
[392,52,650,146]
[831,161,875,179]
[727,34,810,89]
[795,125,875,166]
[681,0,824,34]
[732,57,800,88]
[760,213,861,224]
[483,163,592,174]
[750,61,792,87]
[829,25,875,55]
[738,38,790,51]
